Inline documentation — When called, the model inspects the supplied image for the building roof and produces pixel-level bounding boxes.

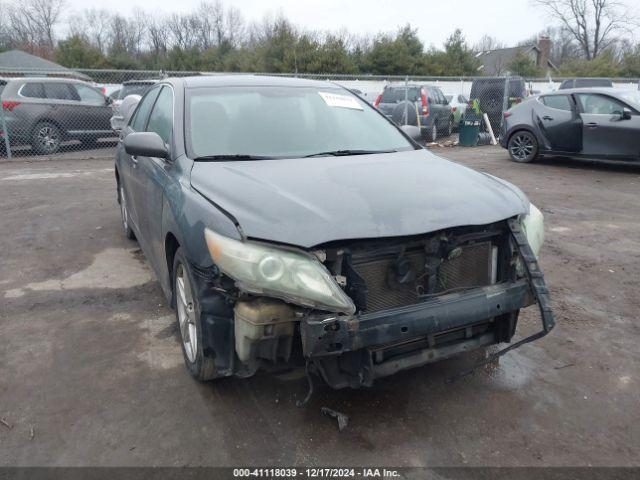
[0,50,90,80]
[476,45,558,76]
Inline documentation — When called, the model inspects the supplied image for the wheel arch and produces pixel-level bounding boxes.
[31,118,66,140]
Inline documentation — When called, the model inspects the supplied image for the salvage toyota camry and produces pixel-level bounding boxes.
[115,75,554,389]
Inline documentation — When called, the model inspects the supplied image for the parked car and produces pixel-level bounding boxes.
[469,76,527,135]
[444,93,469,129]
[374,84,454,141]
[115,75,554,389]
[110,94,141,132]
[501,88,640,163]
[0,77,115,154]
[110,79,159,132]
[558,78,613,90]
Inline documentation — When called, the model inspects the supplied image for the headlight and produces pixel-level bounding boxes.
[204,229,356,314]
[521,203,544,257]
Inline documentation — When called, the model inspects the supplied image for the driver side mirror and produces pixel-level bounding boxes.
[621,108,632,120]
[124,132,169,159]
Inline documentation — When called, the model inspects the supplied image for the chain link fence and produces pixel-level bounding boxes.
[1,67,638,158]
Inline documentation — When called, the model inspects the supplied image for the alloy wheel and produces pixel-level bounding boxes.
[510,133,535,161]
[120,186,129,232]
[176,264,198,363]
[36,126,60,153]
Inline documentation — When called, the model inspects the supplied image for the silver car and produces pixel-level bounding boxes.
[1,77,114,154]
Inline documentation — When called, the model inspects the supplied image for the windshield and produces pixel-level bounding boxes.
[186,86,415,159]
[619,91,640,109]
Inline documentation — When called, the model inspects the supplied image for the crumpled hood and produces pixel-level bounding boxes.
[191,149,529,248]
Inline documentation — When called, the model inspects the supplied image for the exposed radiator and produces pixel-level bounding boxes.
[352,241,494,313]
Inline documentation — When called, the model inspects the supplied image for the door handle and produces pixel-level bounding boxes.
[542,115,553,121]
[586,122,598,129]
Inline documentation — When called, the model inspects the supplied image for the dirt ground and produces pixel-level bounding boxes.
[1,146,639,467]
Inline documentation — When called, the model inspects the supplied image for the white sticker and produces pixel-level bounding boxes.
[318,91,363,110]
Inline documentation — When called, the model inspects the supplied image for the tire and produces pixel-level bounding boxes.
[118,183,135,240]
[424,123,438,142]
[172,248,218,382]
[507,130,539,163]
[31,121,61,155]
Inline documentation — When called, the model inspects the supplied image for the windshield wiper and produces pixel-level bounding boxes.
[303,149,397,158]
[194,154,274,161]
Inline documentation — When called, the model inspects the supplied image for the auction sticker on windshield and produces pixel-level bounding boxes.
[318,91,363,110]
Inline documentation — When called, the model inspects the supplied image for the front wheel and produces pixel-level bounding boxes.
[508,131,539,163]
[173,248,219,381]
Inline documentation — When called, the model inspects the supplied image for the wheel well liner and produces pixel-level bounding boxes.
[165,232,180,304]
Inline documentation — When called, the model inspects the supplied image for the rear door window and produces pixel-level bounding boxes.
[129,87,161,131]
[541,95,572,111]
[145,86,173,144]
[44,83,75,100]
[20,82,46,98]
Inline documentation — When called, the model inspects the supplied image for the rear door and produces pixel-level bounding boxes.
[42,82,82,135]
[576,93,640,159]
[537,94,582,153]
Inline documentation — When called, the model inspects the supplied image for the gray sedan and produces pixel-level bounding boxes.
[115,75,553,390]
[501,88,640,163]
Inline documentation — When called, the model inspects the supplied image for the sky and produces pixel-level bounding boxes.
[62,0,552,48]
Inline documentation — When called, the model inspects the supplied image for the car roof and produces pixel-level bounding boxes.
[545,87,625,95]
[178,75,338,89]
[6,76,90,84]
[123,79,160,85]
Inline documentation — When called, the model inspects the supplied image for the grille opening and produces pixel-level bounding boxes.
[349,240,497,313]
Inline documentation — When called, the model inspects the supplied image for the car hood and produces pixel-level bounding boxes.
[190,149,529,248]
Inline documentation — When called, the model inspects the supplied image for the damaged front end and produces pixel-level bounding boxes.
[199,217,554,389]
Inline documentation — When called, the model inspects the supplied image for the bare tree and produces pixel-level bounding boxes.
[148,14,171,55]
[474,34,505,53]
[533,0,637,59]
[68,9,112,53]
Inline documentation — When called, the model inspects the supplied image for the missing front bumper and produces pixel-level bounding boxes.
[299,219,555,388]
[300,280,530,358]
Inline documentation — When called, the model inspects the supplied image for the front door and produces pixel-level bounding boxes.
[123,86,162,235]
[71,83,113,137]
[576,93,640,159]
[135,85,174,271]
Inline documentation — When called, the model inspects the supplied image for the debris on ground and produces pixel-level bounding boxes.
[29,427,34,440]
[321,407,349,432]
[1,418,13,430]
[426,140,459,148]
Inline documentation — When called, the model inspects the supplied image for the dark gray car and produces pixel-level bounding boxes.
[0,77,114,154]
[501,88,640,163]
[115,75,553,390]
[374,84,453,141]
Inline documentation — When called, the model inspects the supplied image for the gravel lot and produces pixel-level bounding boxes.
[1,146,639,467]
